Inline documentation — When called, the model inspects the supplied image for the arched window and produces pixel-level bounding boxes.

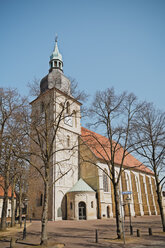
[40,193,43,206]
[67,135,70,147]
[66,101,70,114]
[73,110,77,127]
[103,169,109,192]
[40,102,44,113]
[135,175,139,193]
[125,172,131,191]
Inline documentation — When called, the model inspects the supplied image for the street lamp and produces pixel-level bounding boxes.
[126,196,133,235]
[23,198,28,240]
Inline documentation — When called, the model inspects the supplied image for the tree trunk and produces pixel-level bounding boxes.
[11,176,16,227]
[1,187,8,230]
[114,183,123,239]
[0,168,9,231]
[156,182,165,232]
[40,180,49,246]
[19,176,22,224]
[0,130,2,159]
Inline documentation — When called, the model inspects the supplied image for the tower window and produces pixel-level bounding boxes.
[59,62,61,69]
[91,201,94,208]
[67,135,70,147]
[73,110,77,128]
[41,102,44,113]
[70,202,72,210]
[54,61,57,67]
[66,102,70,114]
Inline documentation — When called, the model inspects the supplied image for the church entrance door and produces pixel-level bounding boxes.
[78,202,86,220]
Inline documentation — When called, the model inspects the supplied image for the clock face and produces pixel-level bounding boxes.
[64,115,72,126]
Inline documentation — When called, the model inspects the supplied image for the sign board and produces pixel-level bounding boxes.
[122,191,132,195]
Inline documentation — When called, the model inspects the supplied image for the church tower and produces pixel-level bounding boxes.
[29,39,81,221]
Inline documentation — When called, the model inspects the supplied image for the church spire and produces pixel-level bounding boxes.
[49,36,63,72]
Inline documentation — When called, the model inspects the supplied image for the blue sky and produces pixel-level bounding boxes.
[0,0,165,111]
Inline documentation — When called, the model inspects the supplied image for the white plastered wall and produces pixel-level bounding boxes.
[97,162,113,218]
[52,90,81,220]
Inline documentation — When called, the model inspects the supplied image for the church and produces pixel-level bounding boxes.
[28,39,160,221]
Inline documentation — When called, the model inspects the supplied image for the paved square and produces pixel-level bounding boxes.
[0,216,165,247]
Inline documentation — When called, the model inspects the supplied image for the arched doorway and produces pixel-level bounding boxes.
[78,202,86,220]
[107,206,110,218]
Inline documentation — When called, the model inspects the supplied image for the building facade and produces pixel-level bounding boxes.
[28,40,160,221]
[80,127,160,219]
[0,179,16,219]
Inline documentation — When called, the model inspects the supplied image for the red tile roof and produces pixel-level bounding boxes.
[0,177,16,198]
[81,127,153,174]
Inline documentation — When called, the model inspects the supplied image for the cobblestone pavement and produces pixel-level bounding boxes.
[0,216,165,247]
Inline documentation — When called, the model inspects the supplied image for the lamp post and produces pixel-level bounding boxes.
[23,198,28,240]
[126,196,133,235]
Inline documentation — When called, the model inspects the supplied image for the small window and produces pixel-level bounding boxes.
[103,169,109,192]
[70,202,72,210]
[40,193,43,206]
[91,201,93,208]
[67,135,70,147]
[54,61,57,67]
[8,209,11,217]
[41,102,44,113]
[66,102,70,114]
[59,62,61,69]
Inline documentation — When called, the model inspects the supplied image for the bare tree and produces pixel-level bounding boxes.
[0,88,27,230]
[0,88,25,158]
[27,77,41,98]
[16,85,83,246]
[132,103,165,231]
[81,88,143,239]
